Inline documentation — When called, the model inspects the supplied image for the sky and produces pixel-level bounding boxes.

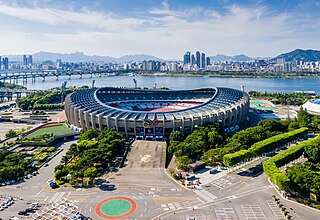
[0,0,319,59]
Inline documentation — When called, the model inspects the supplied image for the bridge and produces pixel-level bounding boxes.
[0,70,121,84]
[0,89,35,101]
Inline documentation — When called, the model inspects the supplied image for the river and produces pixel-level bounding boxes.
[18,75,319,93]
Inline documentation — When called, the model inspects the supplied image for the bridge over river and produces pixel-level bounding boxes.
[0,89,35,101]
[0,70,121,84]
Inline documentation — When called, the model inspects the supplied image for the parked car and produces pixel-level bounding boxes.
[18,210,28,215]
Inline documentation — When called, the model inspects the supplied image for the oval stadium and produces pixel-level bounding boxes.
[65,87,250,140]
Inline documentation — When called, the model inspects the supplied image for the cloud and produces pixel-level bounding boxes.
[0,0,317,58]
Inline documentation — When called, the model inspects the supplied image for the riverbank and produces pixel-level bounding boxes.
[135,72,320,79]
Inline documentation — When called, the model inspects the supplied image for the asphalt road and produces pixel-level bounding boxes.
[0,140,76,219]
[1,139,320,220]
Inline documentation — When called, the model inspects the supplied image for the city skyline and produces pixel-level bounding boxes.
[0,0,320,59]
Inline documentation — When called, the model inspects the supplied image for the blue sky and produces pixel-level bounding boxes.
[0,0,319,59]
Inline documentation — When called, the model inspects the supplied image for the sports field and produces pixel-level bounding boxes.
[25,123,74,139]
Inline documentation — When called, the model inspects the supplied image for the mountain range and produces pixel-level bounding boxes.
[208,54,253,62]
[273,49,320,62]
[5,51,164,63]
[3,49,320,63]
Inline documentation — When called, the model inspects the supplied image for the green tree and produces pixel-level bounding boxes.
[305,143,320,162]
[169,130,184,142]
[84,167,98,181]
[175,156,192,171]
[79,129,99,141]
[5,129,17,138]
[297,107,311,127]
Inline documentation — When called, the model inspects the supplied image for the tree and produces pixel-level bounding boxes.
[84,167,98,181]
[297,107,311,128]
[169,130,184,142]
[5,129,17,138]
[288,120,300,131]
[79,129,99,141]
[305,143,320,162]
[258,119,286,132]
[175,156,192,171]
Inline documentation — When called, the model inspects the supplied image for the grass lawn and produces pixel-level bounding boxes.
[25,124,74,139]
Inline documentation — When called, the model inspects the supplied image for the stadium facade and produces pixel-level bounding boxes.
[65,87,250,139]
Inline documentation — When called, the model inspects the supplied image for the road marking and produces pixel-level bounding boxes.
[55,192,65,202]
[215,207,236,220]
[48,192,65,203]
[266,200,286,220]
[67,192,71,197]
[43,196,48,202]
[194,189,217,202]
[35,189,43,197]
[241,204,267,220]
[49,192,60,203]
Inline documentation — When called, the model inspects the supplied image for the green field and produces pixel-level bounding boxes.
[25,124,74,139]
[100,199,132,216]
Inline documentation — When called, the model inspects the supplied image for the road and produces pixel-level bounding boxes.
[1,139,320,220]
[0,140,76,219]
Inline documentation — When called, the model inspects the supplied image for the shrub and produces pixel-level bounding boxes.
[263,135,320,190]
[223,128,308,166]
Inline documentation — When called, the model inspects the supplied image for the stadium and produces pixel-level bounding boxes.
[65,87,250,139]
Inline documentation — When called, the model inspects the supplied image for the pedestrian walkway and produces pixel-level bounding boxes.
[194,189,217,202]
[194,168,227,185]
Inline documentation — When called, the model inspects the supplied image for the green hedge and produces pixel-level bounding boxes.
[223,127,308,166]
[263,135,320,190]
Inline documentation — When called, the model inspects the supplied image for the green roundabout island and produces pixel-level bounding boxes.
[95,196,136,219]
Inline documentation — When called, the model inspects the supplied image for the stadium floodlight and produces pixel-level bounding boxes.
[133,78,137,89]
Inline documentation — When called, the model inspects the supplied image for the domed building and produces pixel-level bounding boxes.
[302,100,320,115]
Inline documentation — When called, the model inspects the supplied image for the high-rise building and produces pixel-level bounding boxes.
[0,56,2,68]
[196,51,200,68]
[27,55,33,65]
[183,51,191,64]
[201,53,206,68]
[23,55,27,65]
[2,57,9,70]
[206,57,211,66]
[191,54,196,65]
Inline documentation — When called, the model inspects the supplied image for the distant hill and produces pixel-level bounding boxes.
[33,51,116,62]
[117,54,164,63]
[273,49,320,62]
[209,54,252,62]
[4,51,164,63]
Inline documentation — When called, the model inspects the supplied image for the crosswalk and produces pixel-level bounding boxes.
[194,189,217,202]
[48,192,66,203]
[161,202,182,211]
